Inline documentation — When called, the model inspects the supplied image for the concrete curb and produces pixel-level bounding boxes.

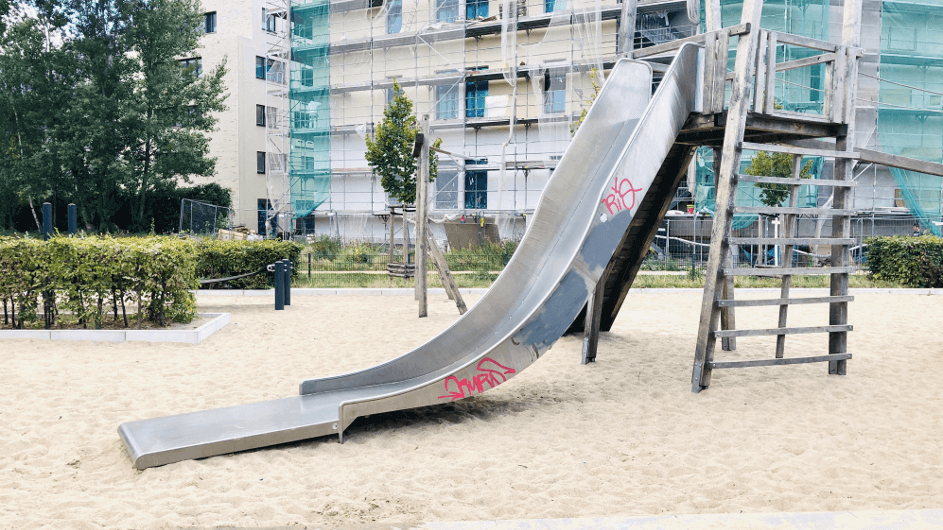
[0,313,230,344]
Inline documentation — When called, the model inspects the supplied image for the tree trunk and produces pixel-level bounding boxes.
[28,198,42,231]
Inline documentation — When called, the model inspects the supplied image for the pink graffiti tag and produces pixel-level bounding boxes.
[438,358,517,401]
[601,178,643,215]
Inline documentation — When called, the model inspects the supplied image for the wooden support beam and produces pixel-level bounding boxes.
[741,141,858,159]
[426,229,467,315]
[416,115,430,317]
[692,0,764,393]
[722,266,857,276]
[775,155,802,358]
[709,353,852,369]
[732,206,857,216]
[618,0,637,58]
[736,175,858,187]
[768,30,839,53]
[714,324,852,338]
[729,237,855,246]
[704,0,722,33]
[857,148,943,178]
[775,53,837,73]
[716,295,855,308]
[714,148,735,351]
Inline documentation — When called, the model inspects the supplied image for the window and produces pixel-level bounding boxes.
[179,57,202,77]
[544,69,566,113]
[257,151,266,174]
[301,67,314,87]
[256,104,266,126]
[437,0,459,22]
[466,0,488,19]
[464,170,488,209]
[435,167,459,209]
[204,12,216,33]
[436,84,459,120]
[256,56,265,79]
[387,0,402,33]
[266,106,278,127]
[545,0,565,13]
[257,199,271,236]
[293,110,316,130]
[466,79,488,118]
[264,9,277,33]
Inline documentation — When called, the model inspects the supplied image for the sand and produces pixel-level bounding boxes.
[1,290,941,529]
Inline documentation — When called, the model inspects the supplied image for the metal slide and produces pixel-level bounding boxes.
[118,45,703,470]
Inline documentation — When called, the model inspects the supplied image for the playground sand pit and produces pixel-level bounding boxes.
[1,291,942,528]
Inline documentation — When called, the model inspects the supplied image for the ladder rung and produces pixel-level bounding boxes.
[723,266,857,276]
[741,141,859,159]
[716,295,854,308]
[732,206,857,216]
[736,174,858,187]
[708,353,852,369]
[728,237,855,246]
[714,324,852,338]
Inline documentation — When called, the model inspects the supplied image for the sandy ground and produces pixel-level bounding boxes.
[1,291,941,529]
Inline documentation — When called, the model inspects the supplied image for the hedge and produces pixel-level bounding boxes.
[865,236,943,288]
[0,236,198,330]
[195,239,301,289]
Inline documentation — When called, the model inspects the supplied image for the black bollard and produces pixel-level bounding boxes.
[274,261,285,310]
[68,204,77,235]
[283,259,291,306]
[42,202,53,241]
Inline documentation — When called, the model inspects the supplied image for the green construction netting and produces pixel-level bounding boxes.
[696,0,829,228]
[878,0,943,236]
[290,0,332,219]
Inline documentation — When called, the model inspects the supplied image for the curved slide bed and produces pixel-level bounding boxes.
[118,44,703,469]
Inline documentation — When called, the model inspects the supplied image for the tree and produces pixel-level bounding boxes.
[364,79,439,205]
[121,0,228,231]
[570,67,602,137]
[744,150,813,207]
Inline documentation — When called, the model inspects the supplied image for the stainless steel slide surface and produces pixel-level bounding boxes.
[118,45,703,470]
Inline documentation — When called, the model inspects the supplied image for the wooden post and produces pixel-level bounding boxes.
[704,0,722,33]
[427,230,467,315]
[691,0,764,393]
[713,148,736,352]
[829,0,862,376]
[618,0,638,58]
[775,154,802,358]
[416,115,430,317]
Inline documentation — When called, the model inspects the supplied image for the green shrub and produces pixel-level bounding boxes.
[444,240,517,272]
[308,235,342,260]
[0,236,198,329]
[338,241,380,266]
[195,239,302,289]
[865,235,943,288]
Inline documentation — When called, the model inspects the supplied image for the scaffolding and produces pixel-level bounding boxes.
[280,0,698,241]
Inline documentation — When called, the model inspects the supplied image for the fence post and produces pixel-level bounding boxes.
[275,262,285,311]
[308,253,311,277]
[42,202,52,241]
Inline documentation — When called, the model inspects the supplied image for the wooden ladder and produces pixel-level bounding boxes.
[691,0,864,392]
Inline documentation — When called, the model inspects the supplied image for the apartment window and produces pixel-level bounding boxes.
[435,167,459,209]
[204,12,216,33]
[256,104,266,126]
[464,170,488,209]
[293,110,316,129]
[257,151,266,174]
[544,69,566,114]
[179,57,202,77]
[466,77,488,118]
[545,0,565,13]
[436,84,459,120]
[266,106,278,127]
[387,0,402,33]
[466,0,488,19]
[256,56,265,79]
[301,67,314,87]
[437,0,459,22]
[264,9,277,33]
[257,199,271,236]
